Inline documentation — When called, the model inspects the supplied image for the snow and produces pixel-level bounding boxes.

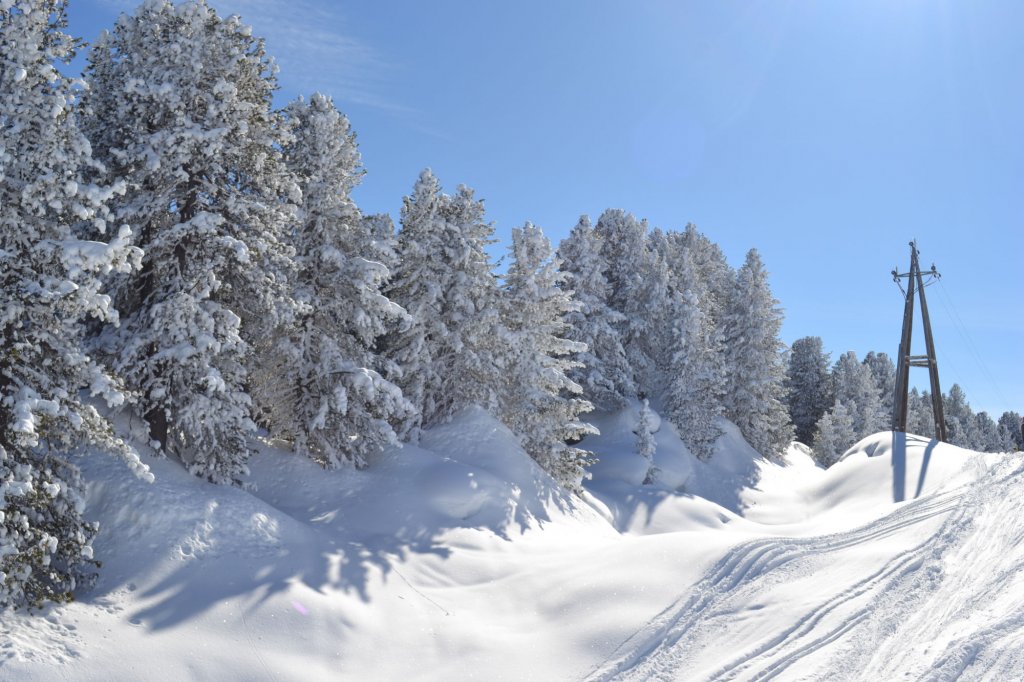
[1,405,1020,680]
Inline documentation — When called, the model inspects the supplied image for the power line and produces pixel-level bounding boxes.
[935,278,1012,412]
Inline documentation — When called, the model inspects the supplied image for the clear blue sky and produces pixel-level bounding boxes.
[70,0,1022,417]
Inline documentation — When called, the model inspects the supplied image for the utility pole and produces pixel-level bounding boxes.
[891,240,947,441]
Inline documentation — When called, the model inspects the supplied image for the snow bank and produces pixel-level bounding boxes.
[2,406,1019,681]
[787,431,995,524]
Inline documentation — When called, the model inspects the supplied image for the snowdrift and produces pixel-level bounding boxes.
[1,406,1020,681]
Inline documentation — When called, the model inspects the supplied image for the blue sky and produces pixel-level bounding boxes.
[69,0,1022,417]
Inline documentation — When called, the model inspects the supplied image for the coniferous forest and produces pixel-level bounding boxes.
[2,0,1021,612]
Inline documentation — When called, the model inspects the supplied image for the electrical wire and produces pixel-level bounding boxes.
[935,279,1012,410]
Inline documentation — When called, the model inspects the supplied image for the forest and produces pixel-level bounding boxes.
[2,0,1021,612]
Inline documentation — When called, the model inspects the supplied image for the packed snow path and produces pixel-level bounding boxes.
[588,454,1024,681]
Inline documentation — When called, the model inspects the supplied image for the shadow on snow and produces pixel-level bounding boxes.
[78,406,578,631]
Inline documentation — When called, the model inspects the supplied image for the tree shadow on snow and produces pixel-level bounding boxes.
[83,410,582,631]
[585,458,763,533]
[691,457,764,518]
[584,483,685,533]
[79,474,363,630]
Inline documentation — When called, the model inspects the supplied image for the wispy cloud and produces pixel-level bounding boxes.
[221,0,405,112]
[100,0,405,112]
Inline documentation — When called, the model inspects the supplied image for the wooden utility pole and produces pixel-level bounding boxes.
[891,241,947,441]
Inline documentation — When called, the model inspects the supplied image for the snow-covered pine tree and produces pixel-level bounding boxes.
[635,398,659,484]
[594,208,651,388]
[972,412,1004,453]
[637,228,681,393]
[81,0,300,484]
[361,212,399,273]
[998,411,1023,451]
[674,224,735,329]
[784,336,833,446]
[1,0,152,609]
[499,224,596,492]
[862,351,896,423]
[442,184,506,413]
[831,351,885,441]
[664,248,723,460]
[385,170,503,440]
[384,171,443,438]
[722,249,794,458]
[813,401,857,467]
[943,384,976,449]
[557,216,634,410]
[594,209,647,313]
[250,93,410,469]
[662,226,731,410]
[906,388,935,437]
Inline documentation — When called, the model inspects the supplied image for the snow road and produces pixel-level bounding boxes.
[588,452,1024,681]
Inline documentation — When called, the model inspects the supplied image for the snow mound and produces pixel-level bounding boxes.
[419,405,539,483]
[819,430,992,506]
[739,431,997,531]
[415,459,505,521]
[584,406,765,532]
[3,407,1020,681]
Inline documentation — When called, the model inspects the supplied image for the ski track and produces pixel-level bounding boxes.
[585,473,990,682]
[588,456,1024,682]
[854,456,1024,682]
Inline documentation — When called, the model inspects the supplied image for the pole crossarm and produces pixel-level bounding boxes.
[891,240,947,442]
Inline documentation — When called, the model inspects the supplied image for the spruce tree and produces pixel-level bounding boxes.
[640,229,693,395]
[499,224,596,492]
[943,384,975,448]
[973,412,1003,453]
[81,0,299,484]
[557,216,634,409]
[675,224,735,329]
[1,0,152,609]
[997,411,1023,451]
[863,351,896,423]
[594,208,650,389]
[251,94,410,468]
[813,401,857,467]
[664,249,724,460]
[831,351,885,441]
[785,336,833,445]
[361,212,399,273]
[663,226,731,410]
[722,249,794,457]
[906,388,936,438]
[385,170,502,439]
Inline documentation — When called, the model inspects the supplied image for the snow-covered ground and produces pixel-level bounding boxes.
[2,405,1020,681]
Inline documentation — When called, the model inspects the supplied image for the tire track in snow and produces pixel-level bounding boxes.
[849,456,1024,682]
[924,607,1024,681]
[584,488,966,682]
[708,541,931,681]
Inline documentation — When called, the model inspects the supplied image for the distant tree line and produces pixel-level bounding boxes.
[785,338,1023,465]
